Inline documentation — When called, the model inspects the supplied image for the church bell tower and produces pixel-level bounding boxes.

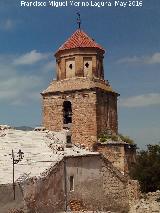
[41,27,119,149]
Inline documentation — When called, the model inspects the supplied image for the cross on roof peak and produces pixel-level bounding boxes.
[76,12,81,29]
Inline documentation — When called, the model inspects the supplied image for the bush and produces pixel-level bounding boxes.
[99,134,110,142]
[111,135,118,141]
[98,133,118,142]
[98,133,134,144]
[130,144,160,193]
[119,134,134,144]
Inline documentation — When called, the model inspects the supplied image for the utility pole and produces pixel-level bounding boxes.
[11,149,24,200]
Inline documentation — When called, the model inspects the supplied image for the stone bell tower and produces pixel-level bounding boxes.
[41,29,119,148]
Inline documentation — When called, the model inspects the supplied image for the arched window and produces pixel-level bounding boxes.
[63,101,72,124]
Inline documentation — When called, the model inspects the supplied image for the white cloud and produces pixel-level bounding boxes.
[43,60,55,72]
[147,53,160,64]
[0,19,14,31]
[0,52,52,105]
[117,52,160,65]
[0,74,42,105]
[119,93,160,107]
[13,50,49,65]
[116,56,141,64]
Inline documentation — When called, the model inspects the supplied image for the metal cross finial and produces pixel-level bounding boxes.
[76,12,81,29]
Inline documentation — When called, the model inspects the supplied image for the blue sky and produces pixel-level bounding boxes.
[0,0,160,148]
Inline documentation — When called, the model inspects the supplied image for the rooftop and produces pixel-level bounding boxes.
[42,77,118,95]
[55,29,105,55]
[0,126,96,185]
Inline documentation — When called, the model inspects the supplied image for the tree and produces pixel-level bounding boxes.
[130,144,160,193]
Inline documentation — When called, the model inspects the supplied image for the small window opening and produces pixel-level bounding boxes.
[67,135,71,144]
[69,64,73,69]
[85,62,89,68]
[63,101,72,124]
[70,176,74,191]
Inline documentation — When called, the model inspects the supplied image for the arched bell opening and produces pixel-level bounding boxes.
[63,101,72,124]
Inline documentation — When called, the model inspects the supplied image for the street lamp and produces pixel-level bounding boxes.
[11,149,24,200]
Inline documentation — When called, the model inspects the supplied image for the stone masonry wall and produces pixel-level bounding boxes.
[66,155,103,211]
[42,90,98,149]
[72,91,97,148]
[95,143,125,173]
[42,94,64,131]
[42,79,118,149]
[42,77,112,94]
[101,157,129,212]
[0,155,140,213]
[55,48,103,81]
[24,154,134,212]
[65,155,130,212]
[0,184,25,213]
[0,160,65,213]
[96,89,118,135]
[23,160,65,213]
[94,143,137,174]
[124,145,137,173]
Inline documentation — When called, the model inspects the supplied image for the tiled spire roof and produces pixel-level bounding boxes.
[55,29,105,55]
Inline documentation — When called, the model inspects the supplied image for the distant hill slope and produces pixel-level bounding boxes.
[14,126,34,131]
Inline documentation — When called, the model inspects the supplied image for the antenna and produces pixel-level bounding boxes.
[76,12,81,29]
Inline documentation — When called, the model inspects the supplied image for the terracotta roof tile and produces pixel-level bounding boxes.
[55,29,105,55]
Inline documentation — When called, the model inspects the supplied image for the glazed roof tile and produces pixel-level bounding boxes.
[55,29,105,54]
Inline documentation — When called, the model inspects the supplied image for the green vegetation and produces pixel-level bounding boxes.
[98,134,111,142]
[98,133,118,142]
[119,134,134,144]
[98,133,134,144]
[130,144,160,193]
[111,135,119,141]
